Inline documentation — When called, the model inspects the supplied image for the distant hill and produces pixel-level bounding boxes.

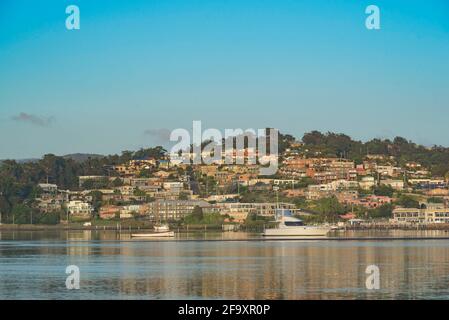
[63,153,105,162]
[0,158,39,164]
[17,158,40,163]
[1,154,104,164]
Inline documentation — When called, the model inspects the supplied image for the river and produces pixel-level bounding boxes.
[1,230,449,299]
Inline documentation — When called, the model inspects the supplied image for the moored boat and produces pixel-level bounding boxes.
[263,209,331,237]
[154,224,170,232]
[131,224,175,238]
[131,231,175,238]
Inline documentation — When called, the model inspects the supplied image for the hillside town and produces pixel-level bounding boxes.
[1,131,449,228]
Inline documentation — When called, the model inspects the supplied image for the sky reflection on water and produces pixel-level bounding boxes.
[1,230,449,299]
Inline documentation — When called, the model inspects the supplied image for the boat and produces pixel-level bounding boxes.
[153,224,170,232]
[263,209,331,237]
[131,231,175,238]
[131,224,175,238]
[330,225,341,231]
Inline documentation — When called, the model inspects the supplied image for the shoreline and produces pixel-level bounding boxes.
[3,224,449,231]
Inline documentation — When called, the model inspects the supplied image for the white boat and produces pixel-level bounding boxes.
[131,224,174,238]
[131,231,175,238]
[154,224,170,232]
[263,209,331,237]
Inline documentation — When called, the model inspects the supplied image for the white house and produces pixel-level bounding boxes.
[67,201,93,217]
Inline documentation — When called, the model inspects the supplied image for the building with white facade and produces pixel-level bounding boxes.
[67,201,93,217]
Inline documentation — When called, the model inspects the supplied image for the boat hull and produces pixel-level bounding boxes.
[131,231,175,238]
[263,226,330,237]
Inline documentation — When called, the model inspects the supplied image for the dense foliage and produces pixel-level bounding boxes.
[0,147,166,221]
[301,131,449,176]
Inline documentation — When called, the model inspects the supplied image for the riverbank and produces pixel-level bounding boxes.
[0,223,241,232]
[347,223,449,231]
[3,222,449,232]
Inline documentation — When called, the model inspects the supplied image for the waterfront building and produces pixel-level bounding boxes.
[219,202,297,217]
[393,206,449,224]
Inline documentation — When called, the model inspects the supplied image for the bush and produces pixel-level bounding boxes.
[428,197,444,203]
[368,204,393,218]
[39,211,61,225]
[11,204,33,224]
[374,185,394,197]
[395,195,420,208]
[184,211,225,225]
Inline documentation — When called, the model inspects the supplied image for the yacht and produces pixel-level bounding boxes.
[263,209,331,237]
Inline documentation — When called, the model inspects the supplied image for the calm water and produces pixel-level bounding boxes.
[1,230,449,299]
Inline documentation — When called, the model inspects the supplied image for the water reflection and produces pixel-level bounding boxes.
[1,230,449,299]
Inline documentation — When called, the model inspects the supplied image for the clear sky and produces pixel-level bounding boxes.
[1,0,448,159]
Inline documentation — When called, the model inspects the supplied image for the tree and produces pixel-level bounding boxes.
[302,131,325,145]
[112,178,123,187]
[374,185,394,197]
[133,146,167,160]
[297,177,314,188]
[279,133,296,153]
[133,188,147,197]
[81,179,95,190]
[179,192,189,200]
[39,211,61,225]
[293,197,307,208]
[11,204,33,224]
[428,197,444,204]
[88,191,103,218]
[314,196,346,221]
[369,204,393,218]
[395,195,419,208]
[191,206,204,222]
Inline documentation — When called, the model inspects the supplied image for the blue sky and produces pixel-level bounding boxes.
[0,0,448,159]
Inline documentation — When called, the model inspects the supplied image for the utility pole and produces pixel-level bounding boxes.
[273,185,280,209]
[0,191,2,225]
[65,191,69,224]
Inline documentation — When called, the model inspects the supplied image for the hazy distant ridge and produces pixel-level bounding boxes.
[1,153,105,164]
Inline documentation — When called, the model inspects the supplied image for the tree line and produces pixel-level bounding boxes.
[301,131,449,177]
[0,147,166,222]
